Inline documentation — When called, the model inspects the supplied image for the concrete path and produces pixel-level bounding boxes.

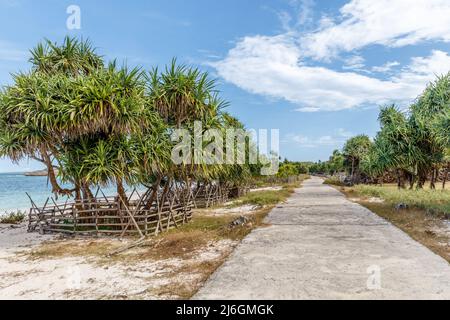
[195,177,450,300]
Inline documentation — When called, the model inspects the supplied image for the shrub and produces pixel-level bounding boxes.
[324,176,345,186]
[0,211,26,224]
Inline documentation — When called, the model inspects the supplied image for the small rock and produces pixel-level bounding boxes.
[395,203,409,210]
[425,230,436,237]
[229,216,251,228]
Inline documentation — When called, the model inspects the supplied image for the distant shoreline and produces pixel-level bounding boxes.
[23,169,48,177]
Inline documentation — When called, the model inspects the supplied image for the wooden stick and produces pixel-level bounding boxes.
[107,236,146,257]
[119,198,144,238]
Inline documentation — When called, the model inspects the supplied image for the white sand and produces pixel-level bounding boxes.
[208,205,260,216]
[0,223,236,300]
[249,186,282,192]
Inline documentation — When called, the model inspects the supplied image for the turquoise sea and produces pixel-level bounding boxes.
[0,173,133,212]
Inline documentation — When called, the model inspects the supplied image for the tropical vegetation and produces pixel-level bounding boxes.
[0,37,265,206]
[315,73,449,192]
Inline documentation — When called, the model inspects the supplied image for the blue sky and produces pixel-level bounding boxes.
[1,0,450,172]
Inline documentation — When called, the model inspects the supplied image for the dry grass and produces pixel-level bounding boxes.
[324,176,346,187]
[338,186,450,263]
[28,239,121,260]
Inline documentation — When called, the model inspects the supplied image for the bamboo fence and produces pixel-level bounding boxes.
[27,186,193,237]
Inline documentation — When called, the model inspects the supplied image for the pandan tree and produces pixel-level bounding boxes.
[410,73,450,189]
[328,150,345,175]
[370,106,420,189]
[0,37,257,212]
[0,37,168,203]
[145,59,230,205]
[0,37,104,197]
[433,110,450,189]
[343,135,372,184]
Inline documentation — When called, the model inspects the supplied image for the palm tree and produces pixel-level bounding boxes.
[0,37,166,202]
[328,150,345,175]
[433,110,450,189]
[410,74,450,188]
[343,135,372,184]
[374,106,420,189]
[0,36,259,222]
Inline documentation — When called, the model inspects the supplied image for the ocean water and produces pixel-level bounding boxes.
[0,173,134,212]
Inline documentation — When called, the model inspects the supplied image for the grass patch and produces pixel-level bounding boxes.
[251,174,310,188]
[229,179,306,208]
[324,176,346,187]
[350,185,450,216]
[28,239,121,260]
[0,211,26,224]
[231,190,292,207]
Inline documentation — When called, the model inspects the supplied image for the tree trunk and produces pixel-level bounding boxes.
[82,182,94,204]
[443,166,449,190]
[351,158,355,184]
[416,168,427,189]
[75,186,82,202]
[116,177,128,207]
[396,169,406,190]
[408,172,415,190]
[430,167,437,190]
[159,178,172,211]
[39,146,74,197]
[144,176,162,210]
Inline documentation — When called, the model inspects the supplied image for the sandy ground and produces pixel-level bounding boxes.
[203,205,260,216]
[195,177,450,300]
[0,185,275,300]
[249,186,282,192]
[0,223,236,300]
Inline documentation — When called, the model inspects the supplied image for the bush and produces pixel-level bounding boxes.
[324,176,345,186]
[0,211,26,224]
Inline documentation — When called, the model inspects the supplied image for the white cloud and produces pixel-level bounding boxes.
[302,0,450,60]
[277,0,315,31]
[337,128,354,138]
[212,0,450,112]
[342,55,365,70]
[286,130,351,148]
[393,50,450,88]
[295,0,315,26]
[372,61,400,73]
[213,33,450,111]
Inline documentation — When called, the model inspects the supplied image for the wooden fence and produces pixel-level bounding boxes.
[27,188,193,237]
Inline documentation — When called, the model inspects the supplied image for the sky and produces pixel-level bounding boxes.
[1,0,450,172]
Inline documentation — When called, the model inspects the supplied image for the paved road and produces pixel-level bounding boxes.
[195,177,450,300]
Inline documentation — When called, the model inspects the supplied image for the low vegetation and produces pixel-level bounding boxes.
[323,176,345,187]
[351,185,450,216]
[231,189,292,207]
[0,211,26,224]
